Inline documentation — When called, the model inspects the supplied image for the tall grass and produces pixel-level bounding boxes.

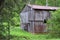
[10,27,60,40]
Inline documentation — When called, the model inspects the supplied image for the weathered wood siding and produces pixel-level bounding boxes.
[21,6,31,13]
[28,22,34,33]
[20,12,29,23]
[20,6,31,30]
[28,10,50,33]
[20,5,51,33]
[28,10,34,33]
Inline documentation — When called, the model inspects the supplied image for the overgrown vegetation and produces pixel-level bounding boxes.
[47,10,60,38]
[10,27,60,40]
[0,0,60,40]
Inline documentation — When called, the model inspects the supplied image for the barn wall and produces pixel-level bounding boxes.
[20,6,51,33]
[20,12,29,23]
[20,9,34,32]
[21,6,31,13]
[28,10,50,21]
[34,10,50,33]
[28,22,34,33]
[28,10,35,33]
[20,5,32,30]
[28,10,50,33]
[20,12,29,30]
[34,10,50,20]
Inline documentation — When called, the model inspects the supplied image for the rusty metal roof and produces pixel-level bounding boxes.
[28,4,59,11]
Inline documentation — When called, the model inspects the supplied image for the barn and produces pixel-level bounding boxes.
[20,4,58,33]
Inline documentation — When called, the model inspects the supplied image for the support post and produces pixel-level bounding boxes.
[46,0,48,6]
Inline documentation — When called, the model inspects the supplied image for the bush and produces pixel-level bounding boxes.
[47,10,60,38]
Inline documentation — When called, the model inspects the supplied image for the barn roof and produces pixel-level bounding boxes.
[27,4,59,11]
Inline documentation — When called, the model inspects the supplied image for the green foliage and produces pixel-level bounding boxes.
[47,10,60,38]
[35,0,60,6]
[10,27,48,40]
[0,0,60,40]
[0,0,25,39]
[48,0,60,6]
[10,27,60,40]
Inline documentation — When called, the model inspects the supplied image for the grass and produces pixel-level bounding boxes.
[10,27,60,40]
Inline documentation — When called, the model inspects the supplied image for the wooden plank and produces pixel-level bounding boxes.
[34,22,47,33]
[21,6,31,13]
[20,12,29,23]
[29,20,43,22]
[28,22,34,33]
[28,10,35,20]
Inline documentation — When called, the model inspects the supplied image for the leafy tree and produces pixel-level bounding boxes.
[0,0,25,39]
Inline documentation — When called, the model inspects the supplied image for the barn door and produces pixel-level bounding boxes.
[34,11,47,33]
[34,22,46,33]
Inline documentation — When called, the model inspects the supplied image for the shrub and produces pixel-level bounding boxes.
[47,10,60,38]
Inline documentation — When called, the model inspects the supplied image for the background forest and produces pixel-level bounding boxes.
[0,0,60,40]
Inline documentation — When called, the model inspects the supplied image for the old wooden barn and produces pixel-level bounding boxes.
[20,4,58,33]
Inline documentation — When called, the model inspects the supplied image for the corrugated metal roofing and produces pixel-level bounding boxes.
[28,4,59,10]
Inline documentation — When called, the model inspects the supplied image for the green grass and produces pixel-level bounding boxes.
[10,27,60,40]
